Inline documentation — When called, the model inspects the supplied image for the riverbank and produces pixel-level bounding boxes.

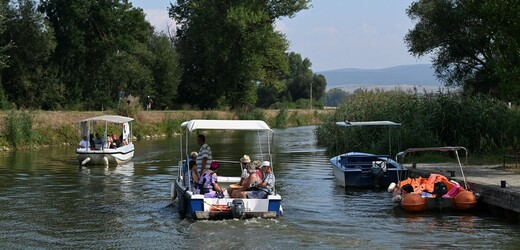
[0,109,333,150]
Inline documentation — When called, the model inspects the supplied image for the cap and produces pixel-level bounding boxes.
[261,161,271,167]
[240,154,251,163]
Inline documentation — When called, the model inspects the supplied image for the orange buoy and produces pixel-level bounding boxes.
[453,191,477,210]
[400,193,427,212]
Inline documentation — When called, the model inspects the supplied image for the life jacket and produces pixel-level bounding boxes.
[424,174,448,193]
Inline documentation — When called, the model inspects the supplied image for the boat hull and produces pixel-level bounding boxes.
[391,176,477,212]
[173,178,282,220]
[330,152,408,188]
[76,143,134,165]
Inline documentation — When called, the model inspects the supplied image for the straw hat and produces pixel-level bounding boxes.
[240,154,251,163]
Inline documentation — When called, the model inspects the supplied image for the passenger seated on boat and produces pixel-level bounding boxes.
[238,154,251,186]
[111,133,119,148]
[189,160,200,186]
[232,162,261,198]
[89,134,95,150]
[197,161,223,198]
[78,135,88,149]
[246,161,275,199]
[106,135,113,148]
[252,160,263,180]
[94,133,103,150]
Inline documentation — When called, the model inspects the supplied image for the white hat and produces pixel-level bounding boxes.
[261,161,271,167]
[240,154,251,163]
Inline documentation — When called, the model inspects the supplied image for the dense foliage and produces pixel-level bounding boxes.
[316,90,516,156]
[405,0,520,101]
[170,0,315,110]
[0,0,180,110]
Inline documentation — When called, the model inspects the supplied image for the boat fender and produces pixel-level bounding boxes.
[102,156,109,166]
[81,157,91,165]
[387,182,396,193]
[392,195,403,203]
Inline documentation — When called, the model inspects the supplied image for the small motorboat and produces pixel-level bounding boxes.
[329,121,408,188]
[171,119,283,220]
[388,146,477,212]
[76,115,134,166]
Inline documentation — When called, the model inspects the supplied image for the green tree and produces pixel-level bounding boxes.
[405,0,520,101]
[170,0,309,109]
[285,52,326,103]
[325,88,348,107]
[39,0,152,109]
[1,0,60,109]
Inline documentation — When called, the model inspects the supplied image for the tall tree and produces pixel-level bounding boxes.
[405,0,520,100]
[0,0,60,109]
[39,0,153,109]
[170,0,309,109]
[285,52,326,102]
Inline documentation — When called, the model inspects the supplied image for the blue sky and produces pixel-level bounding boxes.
[129,0,427,72]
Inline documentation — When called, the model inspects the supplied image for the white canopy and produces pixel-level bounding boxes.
[335,121,401,127]
[78,115,134,124]
[181,119,272,132]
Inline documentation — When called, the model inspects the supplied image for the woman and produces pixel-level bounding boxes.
[197,161,223,198]
[233,163,261,198]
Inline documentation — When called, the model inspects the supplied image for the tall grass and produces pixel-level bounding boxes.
[316,89,514,157]
[4,110,33,149]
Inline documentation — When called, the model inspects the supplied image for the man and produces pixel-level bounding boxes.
[78,135,88,149]
[196,134,212,172]
[248,161,275,199]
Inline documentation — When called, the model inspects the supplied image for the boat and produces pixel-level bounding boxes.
[388,146,477,212]
[171,119,283,220]
[76,115,135,166]
[329,121,408,188]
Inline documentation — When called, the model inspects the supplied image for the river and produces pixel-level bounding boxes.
[0,126,519,249]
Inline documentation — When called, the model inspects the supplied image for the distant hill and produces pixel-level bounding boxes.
[318,64,444,92]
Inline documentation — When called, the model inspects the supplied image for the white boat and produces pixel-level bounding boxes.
[171,119,283,220]
[76,115,134,166]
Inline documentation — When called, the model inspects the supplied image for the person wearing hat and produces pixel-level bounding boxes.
[196,134,212,172]
[197,161,222,198]
[247,161,275,199]
[238,154,251,186]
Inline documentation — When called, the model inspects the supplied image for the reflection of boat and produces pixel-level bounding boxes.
[76,115,134,166]
[329,121,408,188]
[389,146,477,212]
[171,119,282,220]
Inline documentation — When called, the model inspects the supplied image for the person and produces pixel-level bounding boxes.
[186,160,200,191]
[238,155,251,186]
[122,122,129,145]
[106,135,113,148]
[196,134,212,172]
[111,133,119,148]
[247,161,275,199]
[234,162,262,198]
[197,161,223,198]
[89,134,95,150]
[78,135,88,149]
[146,96,153,111]
[94,133,103,149]
[252,160,263,180]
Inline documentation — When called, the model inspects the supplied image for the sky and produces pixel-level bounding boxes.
[129,0,428,72]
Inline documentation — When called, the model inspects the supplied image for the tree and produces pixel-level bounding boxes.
[325,88,348,107]
[285,52,326,102]
[0,0,60,109]
[170,0,309,109]
[39,0,153,109]
[405,0,520,101]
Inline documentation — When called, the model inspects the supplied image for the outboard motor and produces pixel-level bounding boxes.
[230,199,245,219]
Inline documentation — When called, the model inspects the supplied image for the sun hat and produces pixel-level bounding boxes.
[262,161,271,167]
[240,154,251,163]
[210,161,219,171]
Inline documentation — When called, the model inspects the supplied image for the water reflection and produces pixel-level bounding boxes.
[0,126,520,249]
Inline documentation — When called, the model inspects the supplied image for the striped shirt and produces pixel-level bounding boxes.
[196,143,212,169]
